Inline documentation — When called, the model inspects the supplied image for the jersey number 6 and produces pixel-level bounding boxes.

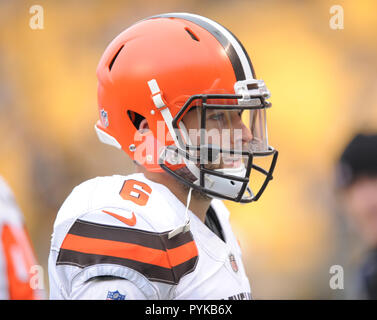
[119,179,152,206]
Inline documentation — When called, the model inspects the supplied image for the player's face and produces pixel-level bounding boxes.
[181,106,253,169]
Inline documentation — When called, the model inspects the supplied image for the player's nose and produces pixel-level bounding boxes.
[232,114,253,145]
[241,121,253,144]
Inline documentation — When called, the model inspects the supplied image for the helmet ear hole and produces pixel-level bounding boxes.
[138,118,150,133]
[127,110,146,131]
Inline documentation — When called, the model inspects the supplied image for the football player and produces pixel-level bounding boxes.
[0,176,43,299]
[48,13,278,300]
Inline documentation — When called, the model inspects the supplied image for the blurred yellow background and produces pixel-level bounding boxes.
[1,0,376,299]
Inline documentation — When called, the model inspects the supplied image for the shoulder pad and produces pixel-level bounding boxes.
[54,173,189,233]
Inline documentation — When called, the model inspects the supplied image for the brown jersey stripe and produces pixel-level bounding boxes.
[69,219,194,250]
[57,249,198,285]
[69,219,165,250]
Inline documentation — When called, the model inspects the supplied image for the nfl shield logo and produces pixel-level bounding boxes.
[100,109,109,127]
[106,290,125,300]
[229,253,238,273]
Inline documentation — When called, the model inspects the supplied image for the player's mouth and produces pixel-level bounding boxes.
[222,157,243,168]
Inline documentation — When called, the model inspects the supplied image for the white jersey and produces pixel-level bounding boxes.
[48,173,251,300]
[0,176,42,300]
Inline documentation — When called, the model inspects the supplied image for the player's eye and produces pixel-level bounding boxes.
[207,112,225,122]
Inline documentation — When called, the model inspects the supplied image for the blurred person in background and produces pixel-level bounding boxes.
[0,176,44,299]
[336,133,377,299]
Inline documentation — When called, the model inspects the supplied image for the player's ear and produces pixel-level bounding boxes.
[138,118,150,133]
[127,110,150,133]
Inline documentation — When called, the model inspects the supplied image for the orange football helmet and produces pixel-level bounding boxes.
[95,13,278,202]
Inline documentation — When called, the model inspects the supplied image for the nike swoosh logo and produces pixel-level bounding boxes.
[102,210,137,226]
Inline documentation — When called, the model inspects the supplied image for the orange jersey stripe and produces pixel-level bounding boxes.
[166,241,198,267]
[61,233,197,269]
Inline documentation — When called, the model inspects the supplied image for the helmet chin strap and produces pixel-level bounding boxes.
[147,79,200,183]
[148,79,194,238]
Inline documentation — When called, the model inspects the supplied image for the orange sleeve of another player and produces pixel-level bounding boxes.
[1,224,39,300]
